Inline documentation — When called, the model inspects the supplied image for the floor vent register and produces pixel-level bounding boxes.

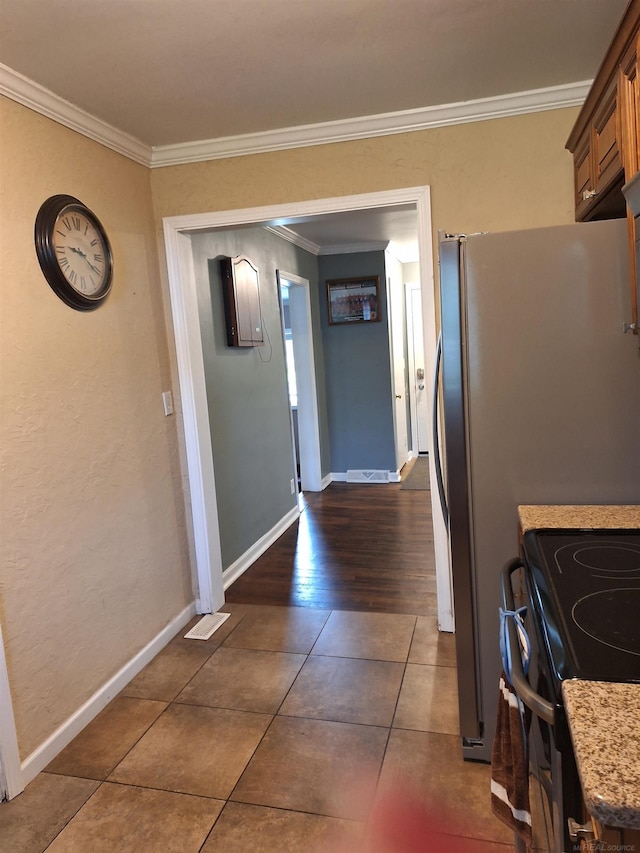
[184,612,231,640]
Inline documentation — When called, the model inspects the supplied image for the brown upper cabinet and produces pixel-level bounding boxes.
[220,255,264,347]
[566,0,640,330]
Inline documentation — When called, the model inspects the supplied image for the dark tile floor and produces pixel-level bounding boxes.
[0,603,517,852]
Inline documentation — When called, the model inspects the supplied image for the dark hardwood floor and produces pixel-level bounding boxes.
[225,477,437,616]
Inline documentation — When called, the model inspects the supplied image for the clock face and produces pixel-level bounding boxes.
[51,205,110,297]
[35,195,113,310]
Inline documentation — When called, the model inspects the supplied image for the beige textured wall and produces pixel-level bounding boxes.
[0,97,193,758]
[151,108,580,236]
[0,98,580,761]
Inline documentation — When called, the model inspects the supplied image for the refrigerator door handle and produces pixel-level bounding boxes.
[432,331,449,528]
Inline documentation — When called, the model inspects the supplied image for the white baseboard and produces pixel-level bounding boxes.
[19,602,197,790]
[332,470,399,484]
[222,505,300,590]
[321,473,332,490]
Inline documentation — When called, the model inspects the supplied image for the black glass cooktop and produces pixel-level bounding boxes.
[522,528,640,686]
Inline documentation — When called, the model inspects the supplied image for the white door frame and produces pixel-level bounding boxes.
[406,280,429,455]
[0,621,23,800]
[162,185,452,630]
[277,271,323,493]
[385,255,410,475]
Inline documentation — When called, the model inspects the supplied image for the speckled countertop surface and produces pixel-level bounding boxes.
[518,505,640,829]
[562,681,640,829]
[518,504,640,532]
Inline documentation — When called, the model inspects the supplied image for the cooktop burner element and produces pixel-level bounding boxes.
[572,588,640,657]
[570,542,640,575]
[522,528,640,685]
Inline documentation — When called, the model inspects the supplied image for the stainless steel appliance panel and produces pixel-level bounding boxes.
[438,218,640,762]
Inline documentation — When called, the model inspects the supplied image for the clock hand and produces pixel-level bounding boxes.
[68,245,101,275]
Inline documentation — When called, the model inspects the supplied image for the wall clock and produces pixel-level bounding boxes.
[34,195,113,311]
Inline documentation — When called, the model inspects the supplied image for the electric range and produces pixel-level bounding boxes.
[522,527,640,701]
[511,527,640,852]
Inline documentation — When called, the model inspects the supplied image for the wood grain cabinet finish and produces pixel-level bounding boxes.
[620,34,640,174]
[566,0,640,330]
[220,255,264,347]
[592,78,624,196]
[571,81,625,222]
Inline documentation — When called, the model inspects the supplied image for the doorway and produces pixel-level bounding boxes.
[406,281,429,454]
[385,254,411,475]
[162,186,452,630]
[277,271,323,494]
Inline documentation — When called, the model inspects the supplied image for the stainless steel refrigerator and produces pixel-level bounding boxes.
[433,218,640,762]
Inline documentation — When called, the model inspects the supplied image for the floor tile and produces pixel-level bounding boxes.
[223,604,330,653]
[279,655,404,726]
[0,772,99,853]
[201,801,364,852]
[108,703,272,798]
[231,715,388,821]
[393,663,460,734]
[121,639,214,702]
[377,729,513,845]
[310,610,416,661]
[45,781,223,853]
[44,695,167,780]
[175,647,306,713]
[408,615,457,666]
[363,781,517,851]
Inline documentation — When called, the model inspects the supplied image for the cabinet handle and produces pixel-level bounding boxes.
[582,188,598,201]
[568,818,595,842]
[623,322,638,334]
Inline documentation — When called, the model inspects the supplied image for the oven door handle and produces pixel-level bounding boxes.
[501,558,555,726]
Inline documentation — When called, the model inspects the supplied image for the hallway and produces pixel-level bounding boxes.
[0,482,514,851]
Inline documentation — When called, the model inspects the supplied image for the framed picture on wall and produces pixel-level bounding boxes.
[326,276,381,325]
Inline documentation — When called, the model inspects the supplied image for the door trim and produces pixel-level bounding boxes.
[0,621,23,800]
[277,271,323,493]
[406,280,429,455]
[162,186,452,629]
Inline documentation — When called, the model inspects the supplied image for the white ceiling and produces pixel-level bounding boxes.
[0,0,629,260]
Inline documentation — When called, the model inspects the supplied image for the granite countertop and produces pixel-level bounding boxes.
[518,504,640,533]
[562,681,640,830]
[518,505,640,830]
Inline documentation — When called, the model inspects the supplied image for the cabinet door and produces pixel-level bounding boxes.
[619,36,639,175]
[592,78,624,196]
[573,128,595,221]
[220,255,264,347]
[620,39,639,332]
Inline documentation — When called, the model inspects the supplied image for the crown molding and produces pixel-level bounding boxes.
[263,225,321,255]
[264,224,390,257]
[150,80,591,168]
[1,60,589,170]
[0,63,152,166]
[318,240,389,256]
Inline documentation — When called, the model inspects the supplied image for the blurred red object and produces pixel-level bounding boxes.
[364,787,470,853]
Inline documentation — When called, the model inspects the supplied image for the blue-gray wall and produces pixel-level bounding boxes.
[189,233,397,571]
[190,227,327,568]
[318,252,396,473]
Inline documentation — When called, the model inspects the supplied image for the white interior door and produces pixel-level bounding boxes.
[277,271,323,493]
[386,257,409,474]
[406,281,429,453]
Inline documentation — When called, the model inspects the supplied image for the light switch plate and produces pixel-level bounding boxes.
[162,391,174,416]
